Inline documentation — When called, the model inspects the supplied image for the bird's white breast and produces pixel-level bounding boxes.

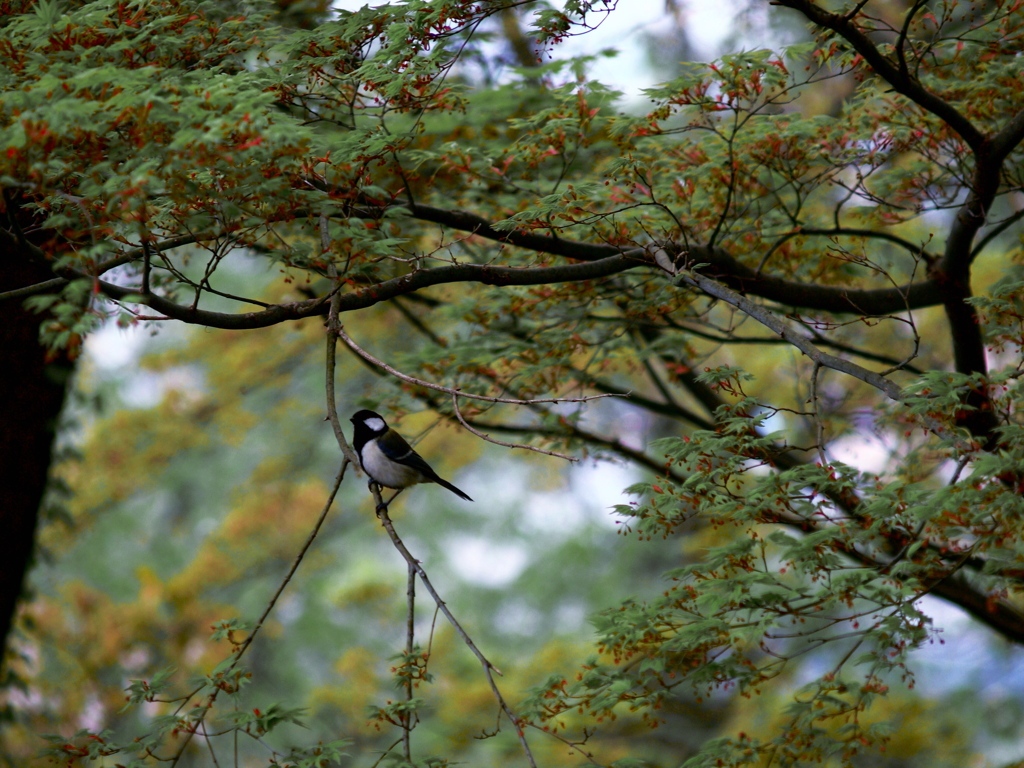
[361,439,423,489]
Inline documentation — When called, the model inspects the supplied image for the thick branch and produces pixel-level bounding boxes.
[91,253,642,329]
[769,2,1023,439]
[925,572,1024,644]
[3,202,950,321]
[931,101,1024,443]
[674,266,906,402]
[381,201,628,262]
[385,203,946,316]
[381,277,1024,644]
[988,105,1024,166]
[771,0,984,152]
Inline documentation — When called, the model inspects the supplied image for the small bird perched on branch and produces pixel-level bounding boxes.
[350,410,473,502]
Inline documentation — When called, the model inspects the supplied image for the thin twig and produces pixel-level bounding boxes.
[142,238,152,296]
[199,720,222,768]
[808,362,829,467]
[404,562,416,763]
[674,264,904,400]
[371,486,537,768]
[451,393,578,461]
[169,463,347,766]
[671,263,988,453]
[234,464,347,664]
[525,722,611,768]
[337,324,623,407]
[368,738,405,768]
[326,266,359,465]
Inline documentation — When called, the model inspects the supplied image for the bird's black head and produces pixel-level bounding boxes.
[350,410,389,449]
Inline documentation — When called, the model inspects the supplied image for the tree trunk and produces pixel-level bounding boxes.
[0,253,73,668]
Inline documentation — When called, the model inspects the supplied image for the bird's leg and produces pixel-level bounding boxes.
[373,484,404,517]
[368,480,385,515]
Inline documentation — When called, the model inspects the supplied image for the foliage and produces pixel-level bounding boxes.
[3,0,1024,766]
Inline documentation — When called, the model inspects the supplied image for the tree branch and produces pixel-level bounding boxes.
[373,496,537,768]
[87,253,642,329]
[379,203,947,316]
[771,0,984,152]
[2,199,954,322]
[674,265,906,402]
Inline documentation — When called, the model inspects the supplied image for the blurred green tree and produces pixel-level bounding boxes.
[3,0,1024,766]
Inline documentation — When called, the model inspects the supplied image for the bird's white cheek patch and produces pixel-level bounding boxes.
[365,417,386,433]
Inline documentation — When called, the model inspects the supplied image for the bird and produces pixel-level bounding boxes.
[349,409,473,503]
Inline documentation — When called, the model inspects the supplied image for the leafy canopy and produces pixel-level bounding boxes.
[3,0,1024,766]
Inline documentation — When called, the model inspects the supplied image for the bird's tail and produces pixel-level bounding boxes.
[436,477,473,501]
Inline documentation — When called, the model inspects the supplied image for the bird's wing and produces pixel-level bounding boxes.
[378,431,439,477]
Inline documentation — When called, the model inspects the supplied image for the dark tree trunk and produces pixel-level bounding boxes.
[0,251,74,669]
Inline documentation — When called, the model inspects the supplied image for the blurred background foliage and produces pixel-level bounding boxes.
[3,0,1024,766]
[10,238,1023,767]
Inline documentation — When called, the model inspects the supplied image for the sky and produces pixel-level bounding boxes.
[329,0,743,94]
